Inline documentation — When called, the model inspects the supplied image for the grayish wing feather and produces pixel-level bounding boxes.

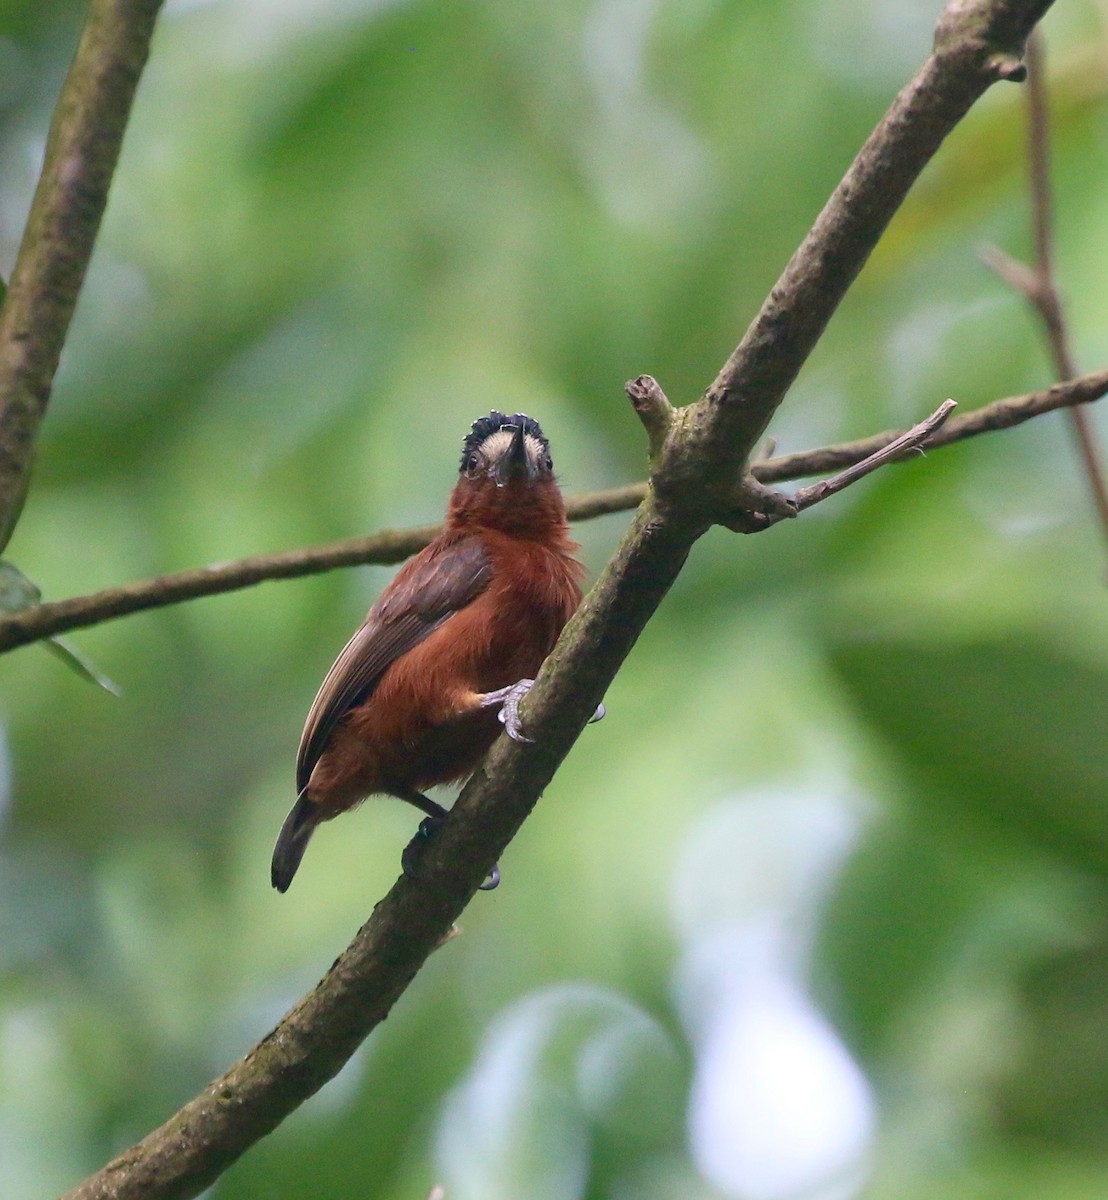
[295,536,492,792]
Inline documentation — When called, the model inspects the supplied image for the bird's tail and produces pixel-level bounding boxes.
[271,789,318,893]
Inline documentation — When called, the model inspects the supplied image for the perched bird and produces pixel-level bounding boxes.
[271,411,586,893]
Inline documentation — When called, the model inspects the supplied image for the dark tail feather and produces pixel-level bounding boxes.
[271,790,318,893]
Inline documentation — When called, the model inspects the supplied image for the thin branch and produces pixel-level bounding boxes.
[1024,32,1108,541]
[0,523,440,653]
[0,494,640,653]
[6,368,1104,656]
[59,4,1054,1197]
[725,399,958,532]
[564,482,648,520]
[978,242,1040,297]
[756,367,1108,481]
[1025,31,1069,372]
[981,31,1108,542]
[787,399,957,516]
[0,0,165,550]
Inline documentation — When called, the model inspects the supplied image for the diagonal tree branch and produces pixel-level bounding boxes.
[655,0,1045,517]
[58,3,1056,1197]
[0,0,166,551]
[5,368,1106,656]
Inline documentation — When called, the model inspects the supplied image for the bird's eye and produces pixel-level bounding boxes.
[466,452,481,474]
[543,454,553,471]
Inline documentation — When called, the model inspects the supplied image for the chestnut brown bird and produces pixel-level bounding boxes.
[271,411,588,893]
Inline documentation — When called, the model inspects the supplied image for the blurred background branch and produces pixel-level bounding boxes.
[980,29,1108,547]
[0,0,164,551]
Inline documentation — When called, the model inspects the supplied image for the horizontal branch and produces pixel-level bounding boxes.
[0,491,640,653]
[0,523,440,653]
[757,367,1108,481]
[5,368,1105,656]
[785,398,958,515]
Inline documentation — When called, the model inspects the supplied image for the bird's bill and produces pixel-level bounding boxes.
[494,422,533,486]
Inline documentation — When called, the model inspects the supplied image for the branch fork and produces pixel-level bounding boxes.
[627,374,958,534]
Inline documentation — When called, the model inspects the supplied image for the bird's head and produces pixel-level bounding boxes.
[461,411,552,487]
[448,411,566,534]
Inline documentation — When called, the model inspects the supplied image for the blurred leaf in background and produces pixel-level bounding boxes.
[1,0,1108,1197]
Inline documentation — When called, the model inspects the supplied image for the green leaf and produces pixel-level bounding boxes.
[0,561,119,694]
[0,558,42,611]
[42,637,122,697]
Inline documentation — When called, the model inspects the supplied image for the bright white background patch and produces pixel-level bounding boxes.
[683,924,873,1200]
[674,791,875,1200]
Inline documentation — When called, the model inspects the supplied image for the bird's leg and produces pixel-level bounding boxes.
[399,787,449,822]
[477,678,606,743]
[397,786,500,891]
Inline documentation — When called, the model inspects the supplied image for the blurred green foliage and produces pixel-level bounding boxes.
[2,0,1108,1197]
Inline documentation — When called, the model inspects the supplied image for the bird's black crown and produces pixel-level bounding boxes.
[461,411,549,470]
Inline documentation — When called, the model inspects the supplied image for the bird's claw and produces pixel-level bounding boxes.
[480,678,606,740]
[401,814,500,892]
[401,814,443,881]
[496,678,536,743]
[478,678,536,742]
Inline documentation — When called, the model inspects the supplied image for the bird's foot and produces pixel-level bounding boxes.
[478,678,536,742]
[400,814,442,880]
[479,678,606,742]
[401,814,500,891]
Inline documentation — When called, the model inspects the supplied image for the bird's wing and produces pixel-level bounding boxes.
[296,535,492,792]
